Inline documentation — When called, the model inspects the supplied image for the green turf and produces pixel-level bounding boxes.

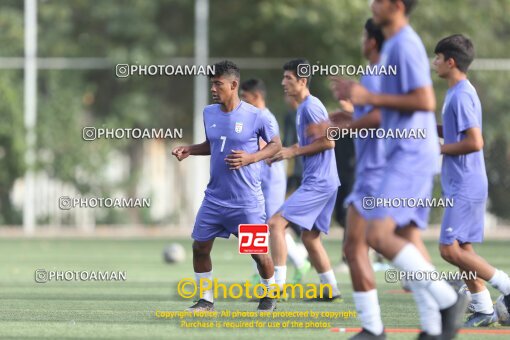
[0,237,509,339]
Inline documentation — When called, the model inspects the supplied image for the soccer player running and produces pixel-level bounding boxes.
[308,18,386,339]
[267,59,342,301]
[240,79,311,285]
[332,1,467,339]
[172,61,282,312]
[433,34,510,327]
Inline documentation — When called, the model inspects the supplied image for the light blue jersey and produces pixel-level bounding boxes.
[296,95,340,191]
[260,108,286,219]
[353,73,385,175]
[202,101,278,208]
[441,79,487,200]
[379,25,440,174]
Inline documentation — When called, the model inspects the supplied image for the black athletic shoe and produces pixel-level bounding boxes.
[185,298,214,312]
[349,328,386,340]
[440,294,469,340]
[257,296,277,311]
[417,331,441,340]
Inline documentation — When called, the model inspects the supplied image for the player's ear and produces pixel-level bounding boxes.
[369,38,377,51]
[231,79,238,91]
[299,77,307,88]
[394,0,406,15]
[447,57,456,69]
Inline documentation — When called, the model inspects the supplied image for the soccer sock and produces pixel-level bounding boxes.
[195,271,213,303]
[392,243,457,310]
[352,289,384,335]
[274,265,287,290]
[318,269,341,297]
[489,269,510,296]
[260,275,276,296]
[470,288,494,314]
[286,233,306,268]
[409,282,441,336]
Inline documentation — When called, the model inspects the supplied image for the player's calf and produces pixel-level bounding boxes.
[343,212,375,291]
[301,230,341,301]
[269,213,289,289]
[192,240,214,272]
[251,253,274,278]
[365,218,407,260]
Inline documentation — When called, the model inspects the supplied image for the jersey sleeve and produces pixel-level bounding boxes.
[257,110,279,143]
[302,102,327,125]
[202,108,209,142]
[454,92,480,132]
[398,42,432,93]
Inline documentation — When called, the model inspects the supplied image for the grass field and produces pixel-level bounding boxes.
[1,237,509,339]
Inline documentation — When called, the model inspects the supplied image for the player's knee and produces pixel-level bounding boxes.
[192,241,212,257]
[300,231,318,247]
[268,215,284,232]
[344,229,366,256]
[366,228,384,252]
[439,244,459,263]
[343,240,362,262]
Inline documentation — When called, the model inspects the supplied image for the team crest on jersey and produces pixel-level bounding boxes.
[235,122,243,133]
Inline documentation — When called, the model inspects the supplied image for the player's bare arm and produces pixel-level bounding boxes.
[267,143,298,164]
[171,141,211,161]
[331,77,436,113]
[294,136,335,157]
[305,106,354,139]
[268,135,334,164]
[369,86,435,113]
[307,108,380,140]
[440,127,484,155]
[225,135,282,170]
[349,108,381,130]
[338,99,354,114]
[330,111,353,123]
[306,121,332,140]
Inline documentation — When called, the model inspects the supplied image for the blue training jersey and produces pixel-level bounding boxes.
[296,95,340,191]
[353,72,386,175]
[441,79,487,200]
[379,25,440,174]
[260,108,286,218]
[203,101,279,208]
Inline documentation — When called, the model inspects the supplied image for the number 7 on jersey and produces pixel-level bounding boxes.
[220,136,227,152]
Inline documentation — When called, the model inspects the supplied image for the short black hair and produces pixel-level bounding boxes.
[434,34,475,73]
[210,60,240,80]
[391,0,418,15]
[283,58,311,88]
[365,18,385,52]
[240,78,266,98]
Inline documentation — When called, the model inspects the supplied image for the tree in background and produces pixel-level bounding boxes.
[1,0,509,224]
